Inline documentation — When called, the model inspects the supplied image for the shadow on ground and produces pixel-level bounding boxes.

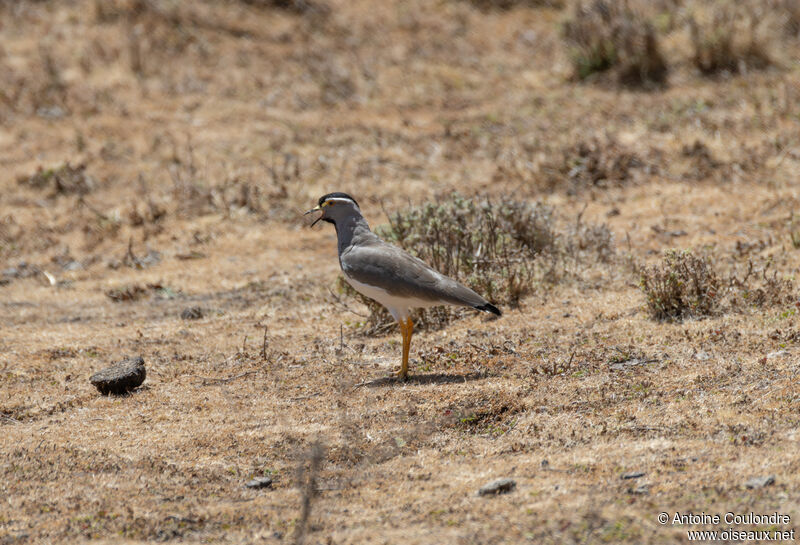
[357,372,489,388]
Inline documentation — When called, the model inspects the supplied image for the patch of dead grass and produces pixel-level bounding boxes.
[689,3,773,76]
[563,0,668,87]
[639,250,796,321]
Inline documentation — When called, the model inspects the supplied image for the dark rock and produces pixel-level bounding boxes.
[245,476,273,489]
[478,478,516,496]
[90,356,146,395]
[744,475,775,489]
[180,307,204,320]
[621,471,645,480]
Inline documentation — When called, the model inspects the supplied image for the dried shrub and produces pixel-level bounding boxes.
[680,139,721,180]
[105,284,148,302]
[563,0,668,87]
[0,215,22,257]
[727,258,795,310]
[341,194,614,332]
[17,163,97,197]
[448,391,524,437]
[781,0,800,37]
[639,250,721,320]
[640,250,796,321]
[0,45,73,118]
[165,139,297,219]
[96,0,219,79]
[570,220,615,263]
[307,54,357,105]
[689,6,771,75]
[545,137,645,194]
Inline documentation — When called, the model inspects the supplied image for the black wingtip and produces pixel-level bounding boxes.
[475,303,502,316]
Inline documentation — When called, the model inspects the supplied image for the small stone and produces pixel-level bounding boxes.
[766,350,790,360]
[621,471,645,480]
[180,307,204,320]
[89,356,146,395]
[744,475,775,489]
[609,358,658,371]
[478,478,516,496]
[245,476,273,489]
[694,350,711,361]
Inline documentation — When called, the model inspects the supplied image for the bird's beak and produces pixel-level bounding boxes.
[305,205,323,227]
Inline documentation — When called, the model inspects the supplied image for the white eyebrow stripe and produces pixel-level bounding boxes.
[326,197,358,207]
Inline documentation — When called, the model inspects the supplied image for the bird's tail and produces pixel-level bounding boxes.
[474,302,502,316]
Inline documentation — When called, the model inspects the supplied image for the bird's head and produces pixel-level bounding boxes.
[305,192,361,227]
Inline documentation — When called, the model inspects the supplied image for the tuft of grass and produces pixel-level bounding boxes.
[639,250,721,321]
[689,5,771,76]
[562,0,668,87]
[340,194,613,332]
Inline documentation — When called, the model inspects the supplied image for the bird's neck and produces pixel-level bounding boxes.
[335,214,371,255]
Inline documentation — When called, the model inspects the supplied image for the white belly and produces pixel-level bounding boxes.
[344,274,440,321]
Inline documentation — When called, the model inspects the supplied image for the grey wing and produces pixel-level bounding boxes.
[340,242,489,308]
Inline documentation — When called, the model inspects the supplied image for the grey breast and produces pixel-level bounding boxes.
[340,237,489,308]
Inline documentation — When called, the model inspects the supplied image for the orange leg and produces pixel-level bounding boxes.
[399,317,413,380]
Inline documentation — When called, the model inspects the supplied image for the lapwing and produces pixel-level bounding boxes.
[306,192,501,379]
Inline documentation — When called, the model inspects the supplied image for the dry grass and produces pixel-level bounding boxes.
[1,0,800,543]
[639,249,722,320]
[640,250,796,321]
[562,0,668,87]
[688,3,773,75]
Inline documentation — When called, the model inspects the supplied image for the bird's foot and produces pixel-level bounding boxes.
[390,369,409,381]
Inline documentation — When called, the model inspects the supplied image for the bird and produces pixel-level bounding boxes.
[305,192,501,380]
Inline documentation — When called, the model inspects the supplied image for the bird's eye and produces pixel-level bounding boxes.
[326,201,335,206]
